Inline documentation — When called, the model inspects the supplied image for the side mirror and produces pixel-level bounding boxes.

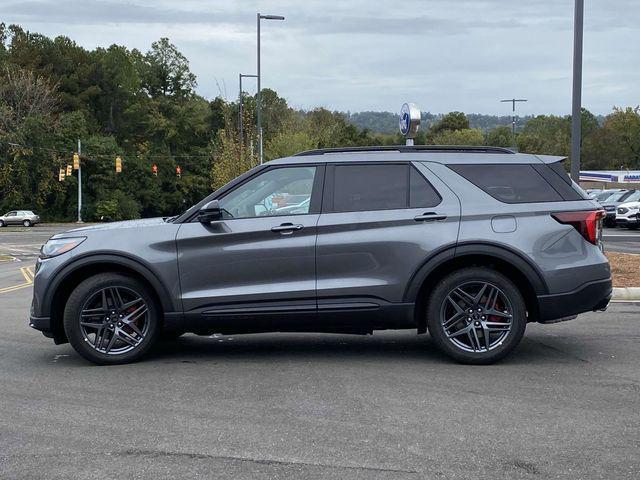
[198,200,222,223]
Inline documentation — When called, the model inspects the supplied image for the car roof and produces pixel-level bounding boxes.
[268,145,565,166]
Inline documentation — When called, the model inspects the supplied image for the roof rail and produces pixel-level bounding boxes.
[293,145,516,157]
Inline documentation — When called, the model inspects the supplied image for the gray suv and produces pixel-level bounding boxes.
[29,146,612,365]
[0,210,40,227]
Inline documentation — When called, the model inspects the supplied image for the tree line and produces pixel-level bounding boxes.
[1,24,638,221]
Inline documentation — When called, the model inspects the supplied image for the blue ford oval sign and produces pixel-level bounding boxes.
[399,103,421,139]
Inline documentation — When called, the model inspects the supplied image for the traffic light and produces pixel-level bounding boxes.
[58,168,66,182]
[66,165,72,176]
[115,156,122,173]
[176,166,181,178]
[152,164,158,176]
[73,153,80,170]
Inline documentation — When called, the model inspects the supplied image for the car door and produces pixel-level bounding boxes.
[315,161,460,326]
[176,164,324,331]
[5,211,18,225]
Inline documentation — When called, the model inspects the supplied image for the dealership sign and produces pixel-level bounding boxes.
[399,103,421,145]
[580,170,640,183]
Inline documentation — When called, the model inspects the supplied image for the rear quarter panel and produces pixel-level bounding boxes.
[425,162,610,294]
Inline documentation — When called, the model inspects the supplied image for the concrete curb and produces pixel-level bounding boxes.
[612,287,640,301]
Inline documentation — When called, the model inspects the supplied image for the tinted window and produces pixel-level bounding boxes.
[219,166,317,218]
[330,164,441,212]
[449,164,563,203]
[332,164,407,212]
[410,167,441,208]
[532,162,584,201]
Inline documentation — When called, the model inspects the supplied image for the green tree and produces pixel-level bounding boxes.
[485,126,513,147]
[431,111,470,134]
[430,128,485,146]
[141,38,196,98]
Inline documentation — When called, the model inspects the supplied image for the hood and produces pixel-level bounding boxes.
[53,217,168,238]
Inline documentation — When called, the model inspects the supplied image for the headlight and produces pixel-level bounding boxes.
[39,237,86,259]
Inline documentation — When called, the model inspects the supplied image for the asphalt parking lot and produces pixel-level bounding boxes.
[1,225,639,479]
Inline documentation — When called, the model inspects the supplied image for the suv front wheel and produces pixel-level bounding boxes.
[427,268,526,364]
[63,273,160,365]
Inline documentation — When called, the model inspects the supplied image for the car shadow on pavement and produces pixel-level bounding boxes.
[135,332,567,367]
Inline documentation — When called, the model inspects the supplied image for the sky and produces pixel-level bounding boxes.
[1,0,638,116]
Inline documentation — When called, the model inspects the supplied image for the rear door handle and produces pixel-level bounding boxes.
[414,212,447,222]
[271,223,304,233]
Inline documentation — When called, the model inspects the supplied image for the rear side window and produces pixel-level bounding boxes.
[449,164,564,203]
[532,162,586,201]
[330,164,441,212]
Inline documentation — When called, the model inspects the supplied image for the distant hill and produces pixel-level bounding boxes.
[343,111,600,135]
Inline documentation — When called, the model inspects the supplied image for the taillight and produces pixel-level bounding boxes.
[551,210,605,245]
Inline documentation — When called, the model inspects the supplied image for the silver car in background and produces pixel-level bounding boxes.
[0,210,41,227]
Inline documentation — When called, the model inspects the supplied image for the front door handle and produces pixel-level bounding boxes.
[414,212,447,222]
[271,223,304,233]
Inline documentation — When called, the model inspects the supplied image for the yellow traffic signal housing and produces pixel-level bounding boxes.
[115,156,122,173]
[58,168,66,181]
[66,165,72,176]
[73,153,80,170]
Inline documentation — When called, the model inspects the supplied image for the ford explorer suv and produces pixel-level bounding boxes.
[29,146,612,365]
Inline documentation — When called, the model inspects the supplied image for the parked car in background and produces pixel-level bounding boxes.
[615,192,640,229]
[600,190,636,227]
[0,210,40,227]
[591,189,623,201]
[30,145,611,366]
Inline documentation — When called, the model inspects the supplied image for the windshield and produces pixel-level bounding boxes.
[622,191,640,203]
[602,191,627,203]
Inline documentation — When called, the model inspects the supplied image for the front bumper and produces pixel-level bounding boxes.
[29,314,53,338]
[536,277,612,324]
[616,215,639,225]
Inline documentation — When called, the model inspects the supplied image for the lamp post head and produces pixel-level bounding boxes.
[260,14,285,20]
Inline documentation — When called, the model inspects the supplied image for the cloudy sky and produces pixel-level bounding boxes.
[1,0,638,115]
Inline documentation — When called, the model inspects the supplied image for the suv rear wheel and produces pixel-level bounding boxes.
[427,268,526,364]
[63,273,160,365]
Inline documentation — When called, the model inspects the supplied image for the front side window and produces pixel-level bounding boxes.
[330,164,441,213]
[6,211,16,217]
[218,166,317,219]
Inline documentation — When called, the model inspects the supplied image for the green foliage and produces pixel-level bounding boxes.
[95,190,141,221]
[485,126,513,147]
[0,23,637,222]
[430,128,485,146]
[431,111,470,134]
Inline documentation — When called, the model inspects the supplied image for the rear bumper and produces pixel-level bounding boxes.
[536,278,612,324]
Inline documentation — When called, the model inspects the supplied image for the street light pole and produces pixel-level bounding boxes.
[500,98,528,136]
[571,0,584,182]
[77,138,82,223]
[239,73,257,145]
[256,13,285,164]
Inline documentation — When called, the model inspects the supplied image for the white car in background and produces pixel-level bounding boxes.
[616,197,640,229]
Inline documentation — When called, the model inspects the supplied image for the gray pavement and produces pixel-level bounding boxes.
[1,224,640,479]
[603,228,640,254]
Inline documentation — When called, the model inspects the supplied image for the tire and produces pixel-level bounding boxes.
[23,220,31,227]
[63,273,160,365]
[0,220,4,227]
[426,267,527,365]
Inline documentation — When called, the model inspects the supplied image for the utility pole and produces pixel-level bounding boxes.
[257,13,285,164]
[239,73,257,145]
[77,138,83,223]
[500,98,528,136]
[571,0,584,182]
